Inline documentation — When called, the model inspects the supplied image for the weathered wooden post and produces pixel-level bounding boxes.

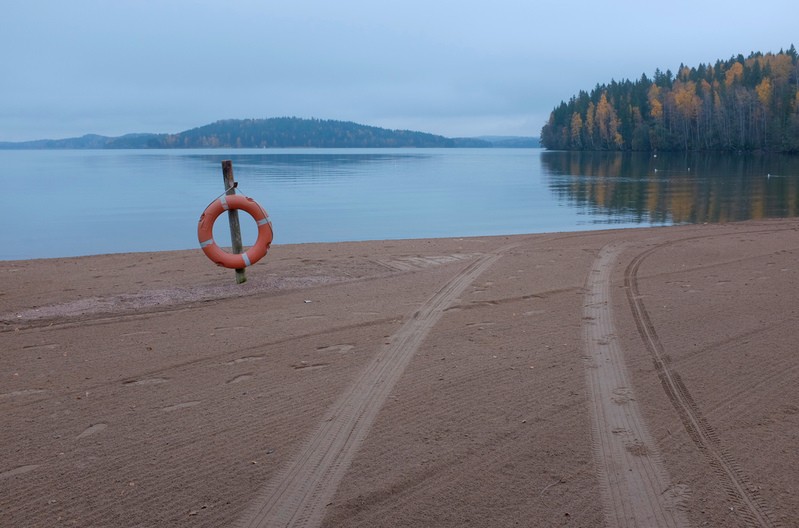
[222,160,247,284]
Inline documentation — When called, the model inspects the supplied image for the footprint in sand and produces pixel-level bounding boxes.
[0,389,48,399]
[22,343,60,351]
[292,362,329,371]
[611,386,633,405]
[214,325,248,332]
[161,401,201,412]
[316,344,354,353]
[76,423,107,440]
[524,309,547,316]
[625,440,651,457]
[0,465,40,480]
[225,356,264,365]
[227,374,253,384]
[124,377,169,386]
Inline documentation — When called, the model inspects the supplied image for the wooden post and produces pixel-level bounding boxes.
[222,160,247,284]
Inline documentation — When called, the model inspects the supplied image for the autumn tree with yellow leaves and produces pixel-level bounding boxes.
[541,46,799,152]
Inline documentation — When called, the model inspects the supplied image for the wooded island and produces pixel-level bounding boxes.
[1,119,539,149]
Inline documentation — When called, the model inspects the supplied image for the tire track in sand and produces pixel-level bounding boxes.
[625,239,780,527]
[238,251,503,528]
[583,243,689,528]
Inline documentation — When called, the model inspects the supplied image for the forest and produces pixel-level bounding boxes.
[0,118,493,149]
[540,46,799,152]
[143,118,490,149]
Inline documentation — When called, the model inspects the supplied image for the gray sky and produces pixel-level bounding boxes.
[2,0,796,141]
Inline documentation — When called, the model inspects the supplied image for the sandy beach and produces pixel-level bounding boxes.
[2,219,798,527]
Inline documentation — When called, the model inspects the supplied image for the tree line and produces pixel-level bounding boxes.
[150,118,490,149]
[0,118,498,149]
[541,46,799,152]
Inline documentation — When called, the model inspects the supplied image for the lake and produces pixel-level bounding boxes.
[2,148,798,260]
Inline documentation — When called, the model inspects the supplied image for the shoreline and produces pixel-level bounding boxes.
[2,219,798,526]
[0,222,656,264]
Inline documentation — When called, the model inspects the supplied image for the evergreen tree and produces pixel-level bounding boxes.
[541,46,799,152]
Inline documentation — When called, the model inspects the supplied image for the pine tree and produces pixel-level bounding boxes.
[540,46,799,152]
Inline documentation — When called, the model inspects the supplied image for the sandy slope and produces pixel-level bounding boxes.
[1,220,798,527]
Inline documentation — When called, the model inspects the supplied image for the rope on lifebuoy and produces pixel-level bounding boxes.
[197,194,273,269]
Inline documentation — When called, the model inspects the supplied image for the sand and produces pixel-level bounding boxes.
[1,219,798,527]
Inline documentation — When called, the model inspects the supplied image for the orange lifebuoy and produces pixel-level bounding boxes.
[197,194,273,269]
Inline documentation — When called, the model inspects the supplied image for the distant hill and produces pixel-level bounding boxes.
[0,118,515,149]
[155,118,491,148]
[0,133,161,149]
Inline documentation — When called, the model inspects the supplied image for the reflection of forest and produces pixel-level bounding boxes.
[541,151,799,224]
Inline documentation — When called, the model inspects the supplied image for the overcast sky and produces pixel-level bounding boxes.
[2,0,796,142]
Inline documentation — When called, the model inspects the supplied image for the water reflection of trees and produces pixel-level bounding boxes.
[182,152,431,183]
[541,151,799,224]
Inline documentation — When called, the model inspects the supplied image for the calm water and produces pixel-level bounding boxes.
[2,148,798,260]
